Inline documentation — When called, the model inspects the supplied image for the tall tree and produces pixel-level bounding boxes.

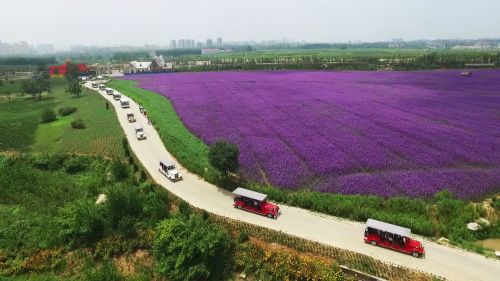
[65,62,80,81]
[66,79,82,97]
[208,140,239,175]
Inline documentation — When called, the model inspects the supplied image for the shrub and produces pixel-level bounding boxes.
[58,106,77,116]
[234,242,345,281]
[238,229,249,243]
[71,119,86,129]
[153,215,234,281]
[208,139,239,175]
[109,159,129,181]
[84,260,123,281]
[178,200,191,217]
[105,185,142,230]
[31,153,68,171]
[41,108,56,123]
[117,215,137,238]
[56,199,107,247]
[492,197,500,210]
[64,156,89,174]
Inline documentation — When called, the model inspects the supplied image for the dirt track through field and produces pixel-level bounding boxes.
[89,82,500,281]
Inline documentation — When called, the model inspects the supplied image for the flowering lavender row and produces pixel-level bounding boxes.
[122,70,500,199]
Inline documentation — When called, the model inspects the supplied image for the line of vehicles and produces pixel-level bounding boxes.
[94,82,426,259]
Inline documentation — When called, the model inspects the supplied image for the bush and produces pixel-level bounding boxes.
[58,106,77,116]
[71,119,86,129]
[31,153,68,171]
[109,159,129,181]
[153,215,234,281]
[56,199,107,247]
[238,229,249,243]
[84,260,123,281]
[178,200,191,217]
[208,139,239,175]
[106,185,142,230]
[41,108,56,123]
[64,156,89,174]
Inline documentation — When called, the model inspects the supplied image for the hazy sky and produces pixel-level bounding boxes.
[1,0,499,47]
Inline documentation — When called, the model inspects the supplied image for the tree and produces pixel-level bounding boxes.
[153,215,233,281]
[38,71,51,97]
[66,79,82,97]
[56,199,107,247]
[21,74,51,100]
[21,79,42,99]
[65,62,80,81]
[208,140,239,175]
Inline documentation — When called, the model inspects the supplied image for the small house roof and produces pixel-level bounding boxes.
[130,61,151,69]
[366,219,411,237]
[232,187,267,201]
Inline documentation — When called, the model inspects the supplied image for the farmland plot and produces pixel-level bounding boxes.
[122,70,500,199]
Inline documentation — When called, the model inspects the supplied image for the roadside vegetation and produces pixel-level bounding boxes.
[0,152,354,281]
[110,79,500,255]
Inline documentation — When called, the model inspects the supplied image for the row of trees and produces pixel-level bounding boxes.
[20,62,82,100]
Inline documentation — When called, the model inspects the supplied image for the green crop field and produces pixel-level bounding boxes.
[0,79,125,158]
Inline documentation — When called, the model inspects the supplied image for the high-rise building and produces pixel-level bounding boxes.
[206,39,213,48]
[36,44,54,54]
[178,39,186,49]
[217,37,222,46]
[196,42,203,48]
[170,40,177,49]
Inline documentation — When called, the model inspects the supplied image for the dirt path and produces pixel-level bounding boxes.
[89,82,500,281]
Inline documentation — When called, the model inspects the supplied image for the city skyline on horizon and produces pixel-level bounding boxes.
[2,0,500,48]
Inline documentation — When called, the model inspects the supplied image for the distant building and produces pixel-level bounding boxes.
[206,39,213,48]
[196,42,203,48]
[150,55,173,71]
[201,48,224,55]
[217,37,222,46]
[170,40,177,49]
[36,44,54,54]
[48,63,89,78]
[129,61,151,73]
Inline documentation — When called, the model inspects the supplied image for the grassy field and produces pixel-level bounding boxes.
[110,78,500,254]
[0,79,125,158]
[0,79,25,95]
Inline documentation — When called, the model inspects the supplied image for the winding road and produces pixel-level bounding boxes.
[88,82,500,281]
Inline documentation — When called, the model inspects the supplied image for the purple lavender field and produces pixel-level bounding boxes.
[123,70,500,199]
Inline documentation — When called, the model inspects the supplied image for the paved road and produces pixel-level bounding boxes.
[89,82,500,281]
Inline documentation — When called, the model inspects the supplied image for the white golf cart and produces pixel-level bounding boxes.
[159,157,183,182]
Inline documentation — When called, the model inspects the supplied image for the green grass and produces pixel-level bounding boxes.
[109,79,217,180]
[0,79,25,95]
[0,79,125,158]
